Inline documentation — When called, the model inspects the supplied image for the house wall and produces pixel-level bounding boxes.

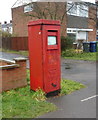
[88,5,97,41]
[12,2,96,41]
[2,22,13,34]
[67,4,97,42]
[12,2,67,37]
[12,6,36,37]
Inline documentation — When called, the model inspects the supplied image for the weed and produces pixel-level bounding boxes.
[61,79,85,95]
[2,70,85,118]
[1,49,96,61]
[2,86,56,118]
[32,88,46,101]
[27,69,30,84]
[0,94,2,120]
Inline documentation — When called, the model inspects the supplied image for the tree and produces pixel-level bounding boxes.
[12,1,97,37]
[24,2,67,36]
[25,1,97,34]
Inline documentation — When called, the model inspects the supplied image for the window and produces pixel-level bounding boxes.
[97,9,98,18]
[67,28,76,33]
[78,4,88,17]
[67,2,88,17]
[68,30,72,32]
[97,30,98,35]
[48,36,57,45]
[73,30,76,32]
[24,4,33,13]
[67,2,77,16]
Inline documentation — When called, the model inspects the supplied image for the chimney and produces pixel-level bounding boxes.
[4,21,7,24]
[10,20,12,23]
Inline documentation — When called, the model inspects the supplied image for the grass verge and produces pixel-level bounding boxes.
[2,70,85,118]
[62,49,96,61]
[2,86,56,118]
[1,49,97,61]
[0,94,2,120]
[61,79,85,95]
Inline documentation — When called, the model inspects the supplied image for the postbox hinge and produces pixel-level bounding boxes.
[40,24,43,30]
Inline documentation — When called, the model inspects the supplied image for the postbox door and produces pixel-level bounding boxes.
[43,26,61,93]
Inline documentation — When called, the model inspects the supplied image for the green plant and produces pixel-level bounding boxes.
[62,49,96,61]
[27,69,30,84]
[2,86,56,118]
[2,31,12,37]
[61,36,74,51]
[61,49,75,57]
[32,88,46,101]
[0,94,2,120]
[1,69,85,118]
[61,79,85,95]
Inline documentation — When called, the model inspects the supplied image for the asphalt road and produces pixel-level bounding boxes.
[39,59,96,118]
[0,52,97,118]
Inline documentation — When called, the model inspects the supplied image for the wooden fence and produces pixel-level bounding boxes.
[2,37,28,51]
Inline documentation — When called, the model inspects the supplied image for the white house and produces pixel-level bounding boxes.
[67,2,94,42]
[1,21,13,34]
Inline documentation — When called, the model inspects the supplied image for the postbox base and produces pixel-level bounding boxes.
[46,89,61,97]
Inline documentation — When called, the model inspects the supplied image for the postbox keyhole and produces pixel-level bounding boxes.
[51,83,57,87]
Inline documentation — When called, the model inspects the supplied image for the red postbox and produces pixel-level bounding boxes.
[28,19,61,95]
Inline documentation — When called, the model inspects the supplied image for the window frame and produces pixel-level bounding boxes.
[24,4,33,13]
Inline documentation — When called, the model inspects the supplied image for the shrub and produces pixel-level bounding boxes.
[61,36,74,51]
[61,49,75,57]
[32,88,46,101]
[2,31,12,37]
[61,49,96,61]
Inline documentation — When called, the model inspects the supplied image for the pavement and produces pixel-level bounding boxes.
[0,52,29,68]
[39,59,96,118]
[0,52,97,118]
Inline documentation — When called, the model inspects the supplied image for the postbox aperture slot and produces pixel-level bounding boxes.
[47,31,58,49]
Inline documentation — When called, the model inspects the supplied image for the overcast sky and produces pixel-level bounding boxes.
[0,0,95,24]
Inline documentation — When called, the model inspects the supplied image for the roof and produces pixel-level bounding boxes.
[12,0,37,8]
[67,15,88,29]
[12,0,85,8]
[28,19,60,26]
